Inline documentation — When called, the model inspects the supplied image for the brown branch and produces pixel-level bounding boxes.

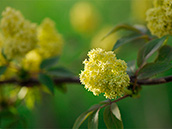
[131,75,172,85]
[0,77,81,87]
[99,94,130,109]
[1,75,172,87]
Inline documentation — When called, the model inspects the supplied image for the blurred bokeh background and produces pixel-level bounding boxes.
[1,0,172,128]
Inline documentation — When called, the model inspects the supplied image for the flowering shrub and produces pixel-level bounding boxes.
[1,0,172,128]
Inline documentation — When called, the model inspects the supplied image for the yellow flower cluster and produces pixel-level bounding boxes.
[146,0,172,37]
[70,2,99,34]
[22,18,63,72]
[0,7,37,59]
[37,18,64,58]
[80,48,130,99]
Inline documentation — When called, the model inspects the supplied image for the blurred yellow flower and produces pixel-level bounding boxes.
[146,0,172,37]
[0,7,37,59]
[131,0,152,22]
[70,2,100,34]
[91,26,118,51]
[0,33,7,66]
[22,50,42,72]
[153,0,163,7]
[37,18,64,58]
[80,48,130,99]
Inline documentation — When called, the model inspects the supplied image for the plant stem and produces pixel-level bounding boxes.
[0,75,172,87]
[136,76,172,85]
[99,95,130,109]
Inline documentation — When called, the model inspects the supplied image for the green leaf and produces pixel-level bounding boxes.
[138,61,172,79]
[1,48,8,60]
[47,67,74,77]
[111,103,122,121]
[127,60,136,76]
[102,24,141,40]
[137,36,167,67]
[72,104,100,129]
[56,84,67,93]
[112,34,148,50]
[40,56,59,69]
[155,45,172,62]
[38,73,54,94]
[0,66,7,76]
[103,103,123,129]
[88,109,100,129]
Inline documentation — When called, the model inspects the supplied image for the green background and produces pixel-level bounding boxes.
[1,0,172,128]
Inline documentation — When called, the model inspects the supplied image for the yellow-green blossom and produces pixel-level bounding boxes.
[153,0,164,7]
[146,0,172,37]
[0,7,37,59]
[80,48,130,99]
[37,18,64,58]
[70,2,100,34]
[163,0,172,16]
[22,50,42,72]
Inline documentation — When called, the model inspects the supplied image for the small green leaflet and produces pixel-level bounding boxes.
[38,73,54,94]
[47,67,74,77]
[155,45,172,62]
[0,66,7,76]
[88,109,100,129]
[137,36,167,67]
[102,24,142,40]
[40,56,59,69]
[72,104,100,129]
[1,49,8,60]
[56,84,67,93]
[103,103,123,129]
[138,61,172,79]
[112,34,148,50]
[127,60,136,76]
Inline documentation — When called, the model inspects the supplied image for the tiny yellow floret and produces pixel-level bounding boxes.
[37,18,64,58]
[80,48,130,99]
[0,7,37,59]
[146,0,172,37]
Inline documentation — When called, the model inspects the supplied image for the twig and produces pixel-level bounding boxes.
[0,77,80,87]
[99,95,130,109]
[136,76,172,85]
[1,75,172,87]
